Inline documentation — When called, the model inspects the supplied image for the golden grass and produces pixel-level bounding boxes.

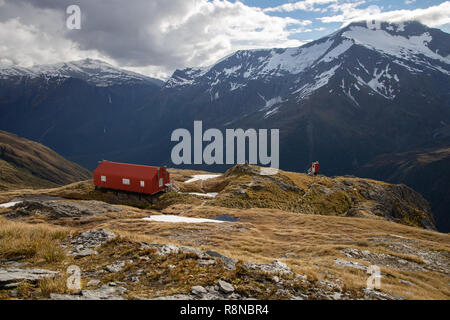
[38,276,68,298]
[97,203,450,300]
[0,217,68,261]
[0,166,448,300]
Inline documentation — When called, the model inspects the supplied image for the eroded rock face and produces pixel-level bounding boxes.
[0,268,59,288]
[340,248,425,272]
[7,200,122,219]
[345,180,436,230]
[71,229,116,248]
[51,284,127,300]
[205,250,237,270]
[243,260,292,275]
[69,229,116,257]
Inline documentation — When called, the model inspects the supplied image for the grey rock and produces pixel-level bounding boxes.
[334,258,367,271]
[3,282,20,289]
[178,246,205,258]
[205,251,237,270]
[364,288,405,300]
[87,279,101,287]
[72,248,98,258]
[0,268,59,287]
[227,293,242,300]
[0,256,26,263]
[71,229,116,248]
[152,294,194,300]
[218,280,234,294]
[4,262,29,268]
[136,269,144,276]
[141,243,180,256]
[50,294,85,300]
[243,260,292,275]
[191,285,207,296]
[198,259,216,266]
[331,292,342,300]
[105,261,125,273]
[82,285,126,300]
[400,279,415,286]
[51,285,126,300]
[9,200,122,220]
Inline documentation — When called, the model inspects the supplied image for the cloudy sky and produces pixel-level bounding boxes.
[0,0,449,79]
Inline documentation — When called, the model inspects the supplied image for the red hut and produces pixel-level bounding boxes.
[93,160,170,195]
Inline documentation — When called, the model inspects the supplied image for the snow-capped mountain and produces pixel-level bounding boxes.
[164,21,449,119]
[0,59,163,170]
[149,20,450,177]
[1,21,449,230]
[0,58,163,87]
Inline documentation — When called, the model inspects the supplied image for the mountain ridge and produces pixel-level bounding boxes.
[0,58,164,87]
[0,20,449,230]
[0,130,91,190]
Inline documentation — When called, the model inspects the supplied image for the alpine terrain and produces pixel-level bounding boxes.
[0,21,449,231]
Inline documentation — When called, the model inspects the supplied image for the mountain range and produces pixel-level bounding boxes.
[0,20,449,231]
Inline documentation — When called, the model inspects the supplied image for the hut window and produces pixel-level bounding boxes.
[101,176,106,182]
[140,181,145,187]
[159,178,163,187]
[122,178,130,185]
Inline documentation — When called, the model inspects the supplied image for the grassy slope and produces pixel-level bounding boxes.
[0,165,448,300]
[0,131,91,190]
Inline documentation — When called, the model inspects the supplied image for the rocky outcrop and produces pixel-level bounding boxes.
[7,200,122,219]
[0,268,59,288]
[242,260,292,275]
[345,180,436,230]
[215,165,436,230]
[71,229,116,248]
[70,229,116,257]
[51,284,127,300]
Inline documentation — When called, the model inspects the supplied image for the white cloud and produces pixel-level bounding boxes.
[0,0,448,79]
[319,1,450,28]
[0,18,108,67]
[0,0,310,78]
[264,0,338,13]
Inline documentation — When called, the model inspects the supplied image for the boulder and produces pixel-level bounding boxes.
[51,284,126,300]
[191,285,207,296]
[218,280,234,294]
[71,229,116,248]
[0,268,59,287]
[243,259,292,275]
[105,261,125,273]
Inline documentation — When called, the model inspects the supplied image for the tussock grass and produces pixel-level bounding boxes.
[38,276,68,297]
[0,217,68,261]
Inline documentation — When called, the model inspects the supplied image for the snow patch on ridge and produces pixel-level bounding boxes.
[293,64,341,99]
[343,27,450,67]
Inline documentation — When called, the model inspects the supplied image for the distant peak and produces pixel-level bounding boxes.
[0,58,164,87]
[341,20,431,35]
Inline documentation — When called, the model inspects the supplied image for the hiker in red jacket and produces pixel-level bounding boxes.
[313,161,319,176]
[308,161,320,176]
